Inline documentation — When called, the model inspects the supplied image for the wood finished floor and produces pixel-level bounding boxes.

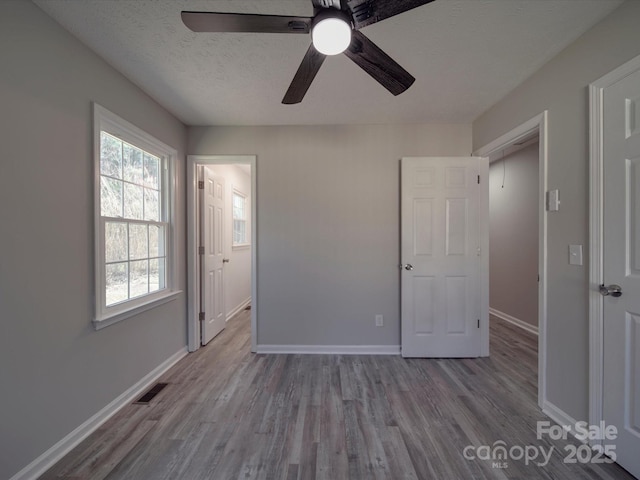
[40,312,635,480]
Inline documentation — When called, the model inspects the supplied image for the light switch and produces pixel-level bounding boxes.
[569,244,583,266]
[547,190,560,211]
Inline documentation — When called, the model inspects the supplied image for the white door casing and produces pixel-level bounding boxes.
[600,65,640,478]
[187,155,257,353]
[401,157,489,358]
[474,111,547,408]
[200,166,226,345]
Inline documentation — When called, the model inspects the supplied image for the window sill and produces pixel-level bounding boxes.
[232,244,251,250]
[93,290,183,331]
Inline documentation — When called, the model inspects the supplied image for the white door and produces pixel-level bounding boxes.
[200,167,226,345]
[602,66,640,478]
[401,157,489,357]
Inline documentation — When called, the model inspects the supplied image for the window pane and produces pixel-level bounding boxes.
[123,143,143,185]
[144,188,159,221]
[233,193,245,219]
[144,154,160,189]
[124,183,144,220]
[106,262,128,306]
[129,224,148,260]
[100,132,122,179]
[101,176,123,218]
[149,224,165,258]
[130,260,149,298]
[234,219,246,244]
[149,258,165,293]
[105,222,127,263]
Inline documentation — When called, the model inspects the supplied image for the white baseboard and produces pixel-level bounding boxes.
[489,307,539,336]
[542,400,588,445]
[226,297,251,322]
[256,344,401,355]
[9,347,189,480]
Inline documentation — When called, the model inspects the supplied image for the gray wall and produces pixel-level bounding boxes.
[0,2,187,479]
[489,142,539,327]
[189,124,471,346]
[473,0,640,422]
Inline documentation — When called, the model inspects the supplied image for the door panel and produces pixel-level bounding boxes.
[201,167,226,345]
[629,314,640,436]
[401,157,488,358]
[412,276,435,334]
[445,276,467,334]
[445,198,467,255]
[603,66,640,478]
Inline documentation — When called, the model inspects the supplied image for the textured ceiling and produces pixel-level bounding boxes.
[33,0,623,126]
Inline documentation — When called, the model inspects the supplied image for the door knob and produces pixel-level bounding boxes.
[401,264,414,271]
[599,284,622,297]
[223,258,230,263]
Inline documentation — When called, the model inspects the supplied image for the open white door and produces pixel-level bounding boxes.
[602,66,640,478]
[200,166,226,345]
[401,157,488,357]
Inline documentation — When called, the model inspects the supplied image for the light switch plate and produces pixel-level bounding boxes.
[569,244,583,266]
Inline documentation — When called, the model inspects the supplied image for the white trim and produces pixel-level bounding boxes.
[474,111,548,410]
[489,307,539,336]
[479,157,490,357]
[541,400,588,444]
[588,53,640,450]
[187,155,258,353]
[93,290,182,330]
[9,347,188,480]
[256,344,401,355]
[226,297,252,322]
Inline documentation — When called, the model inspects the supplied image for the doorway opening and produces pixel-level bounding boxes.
[488,135,539,335]
[187,155,257,353]
[474,111,548,409]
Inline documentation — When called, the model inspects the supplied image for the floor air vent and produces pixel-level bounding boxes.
[134,382,168,404]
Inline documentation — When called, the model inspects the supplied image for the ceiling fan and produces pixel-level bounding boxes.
[181,0,436,104]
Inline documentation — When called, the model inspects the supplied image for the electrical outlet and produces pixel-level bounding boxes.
[375,314,384,327]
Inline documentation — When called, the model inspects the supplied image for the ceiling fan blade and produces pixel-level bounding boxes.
[181,11,312,34]
[282,44,326,104]
[345,0,436,30]
[344,30,415,96]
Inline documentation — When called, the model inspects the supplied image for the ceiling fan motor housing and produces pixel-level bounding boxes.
[312,8,353,30]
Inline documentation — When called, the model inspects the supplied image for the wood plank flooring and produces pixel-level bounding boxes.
[40,312,635,479]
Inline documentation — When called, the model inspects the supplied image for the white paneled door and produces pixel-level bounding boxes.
[200,167,226,345]
[602,66,640,478]
[401,157,489,357]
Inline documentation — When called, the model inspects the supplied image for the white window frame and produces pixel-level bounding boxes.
[93,103,179,329]
[232,189,249,248]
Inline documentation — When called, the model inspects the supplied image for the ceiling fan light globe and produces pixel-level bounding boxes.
[312,17,351,55]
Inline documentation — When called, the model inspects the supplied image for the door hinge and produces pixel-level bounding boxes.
[198,180,205,189]
[199,246,205,255]
[477,319,480,328]
[199,312,205,321]
[477,175,480,184]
